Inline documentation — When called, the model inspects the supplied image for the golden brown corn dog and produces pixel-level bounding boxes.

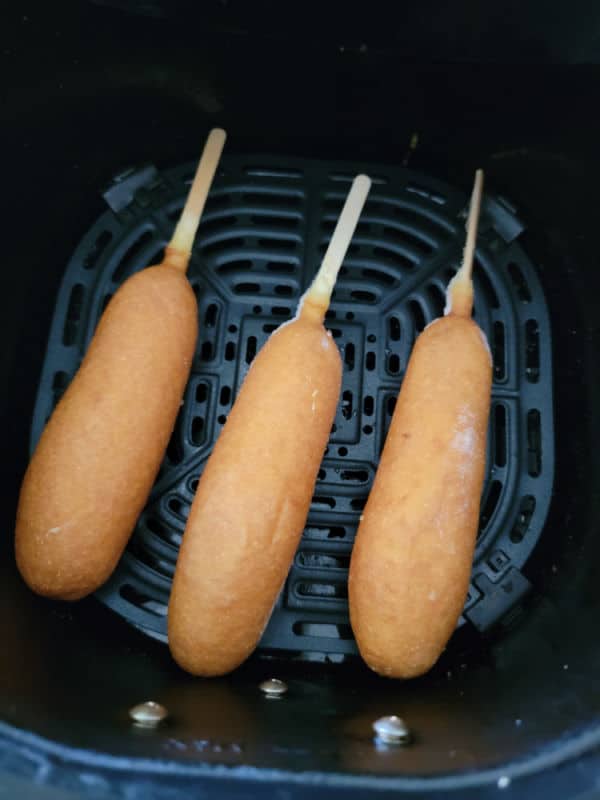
[15,129,227,601]
[168,175,372,677]
[348,170,492,678]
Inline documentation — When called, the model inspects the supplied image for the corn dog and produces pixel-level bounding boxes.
[15,129,227,601]
[348,170,492,678]
[168,175,372,677]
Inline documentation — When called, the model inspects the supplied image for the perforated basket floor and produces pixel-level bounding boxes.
[31,155,554,661]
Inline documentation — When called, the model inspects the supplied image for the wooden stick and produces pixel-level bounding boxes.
[460,168,484,284]
[169,128,227,262]
[446,169,484,317]
[305,174,371,310]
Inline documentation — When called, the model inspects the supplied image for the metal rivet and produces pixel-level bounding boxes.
[372,715,411,745]
[259,678,288,697]
[129,701,168,727]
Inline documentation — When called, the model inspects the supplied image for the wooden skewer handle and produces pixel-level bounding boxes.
[306,174,372,309]
[169,128,227,260]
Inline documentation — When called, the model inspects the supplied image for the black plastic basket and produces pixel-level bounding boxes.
[31,156,554,659]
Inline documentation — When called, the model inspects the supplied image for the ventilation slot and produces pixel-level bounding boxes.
[240,191,303,211]
[274,284,294,297]
[295,582,348,600]
[225,341,236,361]
[166,409,185,465]
[263,322,278,333]
[201,236,245,257]
[387,353,401,375]
[296,552,350,570]
[510,495,536,543]
[266,260,296,274]
[494,404,507,467]
[190,416,205,446]
[250,214,300,230]
[303,525,347,540]
[363,395,374,416]
[204,304,219,327]
[128,540,174,579]
[340,469,369,483]
[507,262,532,303]
[361,268,396,287]
[198,215,239,238]
[527,410,542,477]
[216,259,253,276]
[167,203,184,221]
[372,245,415,271]
[119,585,167,617]
[292,622,353,639]
[427,284,446,317]
[351,289,377,304]
[408,299,426,333]
[341,390,353,420]
[272,306,291,316]
[381,225,435,256]
[257,237,297,254]
[366,351,376,371]
[113,230,154,282]
[245,336,257,364]
[52,371,69,405]
[63,284,85,346]
[479,480,502,531]
[351,496,368,511]
[493,321,506,381]
[220,386,231,406]
[196,382,208,403]
[344,342,355,370]
[202,193,232,215]
[146,516,177,546]
[168,496,190,521]
[312,495,336,510]
[389,315,401,341]
[323,196,344,212]
[201,341,213,361]
[390,204,452,239]
[99,293,113,319]
[525,319,540,382]
[234,282,261,295]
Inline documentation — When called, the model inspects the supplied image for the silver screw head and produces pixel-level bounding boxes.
[129,701,168,727]
[372,715,411,745]
[259,678,288,697]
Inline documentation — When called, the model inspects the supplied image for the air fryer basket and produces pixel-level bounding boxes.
[2,2,600,798]
[32,156,553,656]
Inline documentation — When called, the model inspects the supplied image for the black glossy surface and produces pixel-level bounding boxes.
[1,1,600,796]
